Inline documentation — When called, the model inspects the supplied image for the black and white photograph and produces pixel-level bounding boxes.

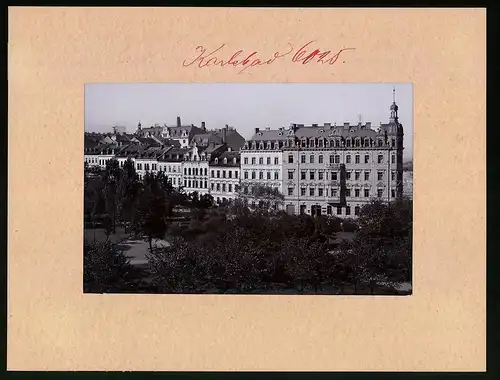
[84,83,413,295]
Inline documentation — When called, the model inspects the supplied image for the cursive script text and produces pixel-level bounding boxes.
[182,41,355,74]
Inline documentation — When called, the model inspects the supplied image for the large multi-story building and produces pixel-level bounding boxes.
[240,127,285,196]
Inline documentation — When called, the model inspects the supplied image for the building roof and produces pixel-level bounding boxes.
[210,151,241,167]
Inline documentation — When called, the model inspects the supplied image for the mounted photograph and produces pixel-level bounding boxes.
[84,83,413,295]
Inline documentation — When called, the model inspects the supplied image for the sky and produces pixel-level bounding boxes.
[85,83,413,160]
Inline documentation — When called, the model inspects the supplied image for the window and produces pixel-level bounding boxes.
[391,189,396,198]
[274,157,279,165]
[365,154,370,164]
[267,172,271,180]
[145,163,150,171]
[346,172,351,180]
[364,189,370,197]
[346,189,351,197]
[211,183,214,190]
[391,138,396,147]
[329,155,335,164]
[355,139,360,147]
[137,163,142,170]
[211,170,215,177]
[301,188,306,196]
[364,171,370,181]
[377,189,383,198]
[229,171,232,178]
[259,171,263,180]
[252,171,256,179]
[184,180,187,187]
[327,206,332,215]
[235,171,238,178]
[378,139,383,147]
[217,170,220,178]
[222,184,226,192]
[354,206,360,216]
[217,184,221,191]
[301,155,306,164]
[266,157,271,165]
[318,171,324,180]
[310,155,314,164]
[310,188,315,196]
[204,168,207,176]
[244,171,248,179]
[152,164,157,171]
[378,155,383,164]
[301,171,306,180]
[377,171,384,181]
[274,171,279,180]
[252,157,256,165]
[332,171,338,181]
[319,155,323,164]
[337,207,342,215]
[244,157,248,165]
[346,155,351,164]
[355,155,360,164]
[300,205,307,215]
[335,155,340,163]
[288,154,294,164]
[288,188,294,196]
[288,171,294,180]
[391,155,396,164]
[355,172,360,180]
[310,171,315,180]
[391,171,396,181]
[222,170,226,178]
[188,180,192,187]
[355,189,360,197]
[345,206,351,216]
[258,157,263,165]
[318,188,324,197]
[229,184,232,192]
[346,139,351,147]
[331,188,338,197]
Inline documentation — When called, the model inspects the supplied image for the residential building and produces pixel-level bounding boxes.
[209,150,241,204]
[240,127,286,197]
[282,97,404,217]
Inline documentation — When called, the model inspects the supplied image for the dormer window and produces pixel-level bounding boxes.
[267,141,271,149]
[215,158,219,164]
[301,138,307,147]
[252,142,256,150]
[259,142,264,149]
[355,138,361,147]
[233,157,237,164]
[346,139,352,147]
[223,157,227,164]
[274,142,279,149]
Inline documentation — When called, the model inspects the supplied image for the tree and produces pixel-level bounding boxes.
[84,241,135,293]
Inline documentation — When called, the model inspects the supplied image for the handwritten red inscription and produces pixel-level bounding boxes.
[182,41,355,74]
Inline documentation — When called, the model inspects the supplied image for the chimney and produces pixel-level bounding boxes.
[344,122,350,129]
[202,121,206,131]
[255,127,260,134]
[176,116,181,127]
[222,127,227,144]
[266,127,271,131]
[225,124,229,130]
[228,147,232,152]
[324,123,331,128]
[366,122,372,128]
[312,123,318,127]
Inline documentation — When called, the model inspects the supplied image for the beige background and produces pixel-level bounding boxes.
[8,7,486,371]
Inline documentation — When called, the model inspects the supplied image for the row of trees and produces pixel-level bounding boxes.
[145,198,412,294]
[84,159,412,294]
